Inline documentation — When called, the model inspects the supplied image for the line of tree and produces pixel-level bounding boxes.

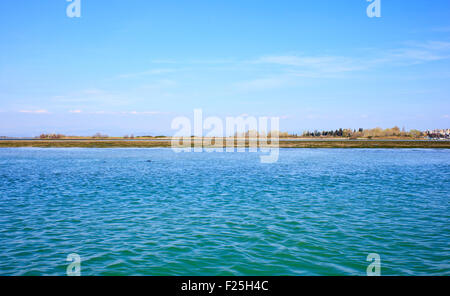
[302,127,423,138]
[92,133,109,138]
[232,127,424,139]
[36,127,427,140]
[39,133,65,139]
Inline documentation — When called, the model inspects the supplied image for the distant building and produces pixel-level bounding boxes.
[425,129,450,139]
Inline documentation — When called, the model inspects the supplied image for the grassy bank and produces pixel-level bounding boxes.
[1,140,450,149]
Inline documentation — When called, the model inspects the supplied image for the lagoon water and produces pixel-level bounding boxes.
[0,148,449,275]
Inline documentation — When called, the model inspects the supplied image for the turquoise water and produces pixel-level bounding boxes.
[0,148,449,276]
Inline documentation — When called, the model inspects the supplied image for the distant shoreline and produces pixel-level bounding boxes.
[1,139,449,149]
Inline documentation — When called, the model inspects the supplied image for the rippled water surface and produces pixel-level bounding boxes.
[0,148,449,275]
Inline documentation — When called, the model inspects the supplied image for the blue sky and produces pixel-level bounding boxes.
[0,0,449,136]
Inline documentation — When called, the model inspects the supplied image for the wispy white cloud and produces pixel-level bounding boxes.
[18,109,164,115]
[19,109,49,114]
[123,111,163,115]
[432,26,450,33]
[89,111,164,115]
[234,40,450,90]
[52,88,127,106]
[235,76,293,91]
[147,40,450,78]
[386,42,450,64]
[256,41,450,72]
[254,55,362,73]
[414,41,450,51]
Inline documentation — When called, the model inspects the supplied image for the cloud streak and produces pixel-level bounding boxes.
[19,109,49,114]
[234,40,450,90]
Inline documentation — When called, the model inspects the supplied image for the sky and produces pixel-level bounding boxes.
[0,0,449,136]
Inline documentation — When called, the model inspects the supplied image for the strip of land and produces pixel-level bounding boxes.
[1,139,449,148]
